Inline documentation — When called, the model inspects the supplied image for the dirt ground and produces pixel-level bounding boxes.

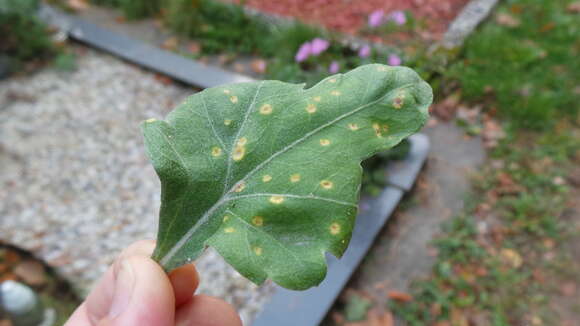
[232,0,469,41]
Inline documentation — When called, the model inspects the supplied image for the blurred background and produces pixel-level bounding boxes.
[1,0,579,325]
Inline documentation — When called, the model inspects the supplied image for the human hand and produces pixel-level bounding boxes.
[65,240,242,326]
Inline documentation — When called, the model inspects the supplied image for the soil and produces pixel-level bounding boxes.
[232,0,469,42]
[0,243,79,324]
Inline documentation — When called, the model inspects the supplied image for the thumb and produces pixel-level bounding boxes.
[82,255,176,326]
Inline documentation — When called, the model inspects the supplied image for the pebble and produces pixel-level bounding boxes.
[0,47,274,323]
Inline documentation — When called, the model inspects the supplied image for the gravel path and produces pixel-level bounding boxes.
[0,47,273,323]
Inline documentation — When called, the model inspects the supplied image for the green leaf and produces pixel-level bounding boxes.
[142,64,432,290]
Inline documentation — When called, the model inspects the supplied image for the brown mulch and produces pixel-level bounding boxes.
[231,0,469,42]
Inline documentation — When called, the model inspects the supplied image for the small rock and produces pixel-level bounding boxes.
[14,260,47,286]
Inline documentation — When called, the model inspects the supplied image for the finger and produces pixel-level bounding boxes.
[118,240,156,260]
[175,295,242,326]
[79,240,156,325]
[96,255,176,326]
[169,264,199,307]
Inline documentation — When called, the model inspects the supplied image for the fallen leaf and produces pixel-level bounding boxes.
[500,248,523,269]
[387,290,412,302]
[496,12,520,27]
[496,172,524,195]
[540,22,556,33]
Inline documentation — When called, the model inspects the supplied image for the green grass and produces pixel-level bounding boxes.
[0,0,57,70]
[391,127,578,324]
[391,0,580,323]
[446,0,580,129]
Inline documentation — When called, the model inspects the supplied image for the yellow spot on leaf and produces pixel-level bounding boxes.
[253,246,263,256]
[373,123,382,137]
[348,123,359,131]
[270,195,284,204]
[230,96,238,103]
[393,94,405,109]
[306,104,317,114]
[224,227,235,233]
[313,96,321,102]
[320,139,331,146]
[252,216,264,226]
[223,215,230,222]
[330,223,340,235]
[331,90,341,96]
[260,104,273,115]
[290,174,301,183]
[223,89,231,94]
[211,147,222,157]
[237,137,247,146]
[377,66,388,72]
[233,182,245,193]
[382,124,389,132]
[233,145,245,161]
[320,180,333,189]
[329,78,337,83]
[145,118,156,123]
[262,175,272,183]
[224,119,232,126]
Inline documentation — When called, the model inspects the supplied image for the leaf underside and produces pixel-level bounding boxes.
[142,64,432,290]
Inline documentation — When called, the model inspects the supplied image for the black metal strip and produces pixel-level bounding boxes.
[38,5,255,89]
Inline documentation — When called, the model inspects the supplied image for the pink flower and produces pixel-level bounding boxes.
[389,10,407,25]
[388,54,402,66]
[358,45,371,58]
[368,9,384,28]
[295,42,312,62]
[328,61,340,74]
[310,38,330,56]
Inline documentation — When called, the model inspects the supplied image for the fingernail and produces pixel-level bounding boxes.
[108,259,135,318]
